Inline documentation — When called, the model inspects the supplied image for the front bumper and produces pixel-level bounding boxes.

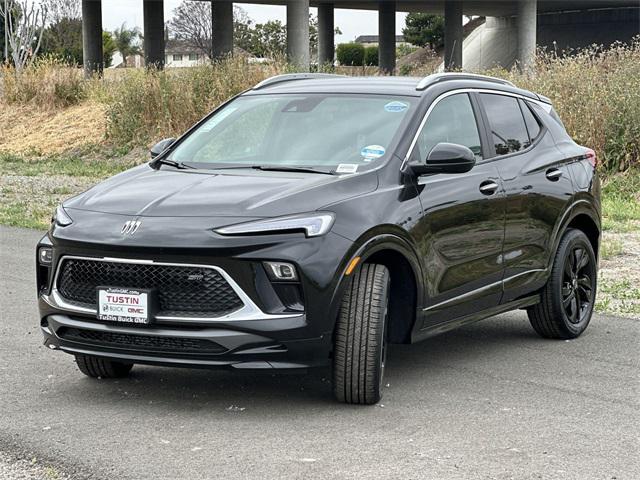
[41,313,331,370]
[37,226,357,370]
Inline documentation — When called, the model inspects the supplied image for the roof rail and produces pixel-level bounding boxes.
[416,73,515,91]
[253,73,346,90]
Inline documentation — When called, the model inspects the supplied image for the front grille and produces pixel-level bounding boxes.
[60,327,227,354]
[56,258,244,318]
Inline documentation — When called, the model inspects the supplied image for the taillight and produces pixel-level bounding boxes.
[585,148,597,168]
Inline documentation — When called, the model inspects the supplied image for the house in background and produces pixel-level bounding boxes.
[165,40,207,67]
[354,35,412,48]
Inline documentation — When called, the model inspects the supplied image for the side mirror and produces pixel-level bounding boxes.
[150,138,176,159]
[411,142,476,176]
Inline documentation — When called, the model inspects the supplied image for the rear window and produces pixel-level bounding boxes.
[480,93,530,155]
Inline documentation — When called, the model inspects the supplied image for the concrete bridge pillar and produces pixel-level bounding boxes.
[212,0,234,60]
[143,0,164,69]
[287,0,310,70]
[444,0,463,71]
[378,0,396,74]
[317,2,335,67]
[517,0,537,71]
[81,0,103,77]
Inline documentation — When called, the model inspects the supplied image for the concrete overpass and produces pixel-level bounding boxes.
[81,0,640,76]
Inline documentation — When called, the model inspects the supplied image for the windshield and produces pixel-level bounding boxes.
[168,94,416,171]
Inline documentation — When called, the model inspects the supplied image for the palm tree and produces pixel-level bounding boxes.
[112,22,141,66]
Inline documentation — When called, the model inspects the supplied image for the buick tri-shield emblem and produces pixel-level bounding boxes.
[121,220,141,236]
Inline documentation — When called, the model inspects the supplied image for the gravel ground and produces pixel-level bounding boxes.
[0,452,69,480]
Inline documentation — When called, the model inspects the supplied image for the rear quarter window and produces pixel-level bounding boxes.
[480,93,530,155]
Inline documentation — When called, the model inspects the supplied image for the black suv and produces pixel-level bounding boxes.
[37,73,600,404]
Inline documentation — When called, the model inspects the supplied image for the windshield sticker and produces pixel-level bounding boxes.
[361,145,386,161]
[336,164,358,174]
[384,101,409,113]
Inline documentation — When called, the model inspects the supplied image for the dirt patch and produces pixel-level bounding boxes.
[0,102,106,155]
[597,229,640,317]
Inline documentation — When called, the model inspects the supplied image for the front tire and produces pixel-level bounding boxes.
[333,263,390,405]
[528,229,597,339]
[75,354,133,378]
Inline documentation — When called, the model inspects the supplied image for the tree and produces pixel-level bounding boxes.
[39,0,81,63]
[238,19,287,57]
[1,0,7,61]
[103,30,116,68]
[1,0,48,70]
[402,13,444,50]
[46,0,79,24]
[112,23,141,66]
[168,0,250,59]
[41,17,82,64]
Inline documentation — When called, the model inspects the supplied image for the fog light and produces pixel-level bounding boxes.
[38,247,53,265]
[264,262,298,281]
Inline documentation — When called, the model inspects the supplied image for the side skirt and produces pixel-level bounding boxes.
[411,294,540,343]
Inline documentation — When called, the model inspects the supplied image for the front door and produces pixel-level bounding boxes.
[408,92,506,328]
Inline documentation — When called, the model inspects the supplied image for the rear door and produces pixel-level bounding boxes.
[409,92,506,327]
[477,92,575,303]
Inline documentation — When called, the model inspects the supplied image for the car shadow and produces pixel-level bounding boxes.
[54,313,547,413]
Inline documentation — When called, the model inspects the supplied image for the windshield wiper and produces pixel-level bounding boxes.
[154,158,196,170]
[251,165,335,175]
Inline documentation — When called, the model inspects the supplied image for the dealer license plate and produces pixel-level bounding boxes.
[97,288,151,325]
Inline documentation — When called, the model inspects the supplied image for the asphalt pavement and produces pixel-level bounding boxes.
[1,226,638,480]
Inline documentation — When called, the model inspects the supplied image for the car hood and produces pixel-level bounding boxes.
[65,164,378,219]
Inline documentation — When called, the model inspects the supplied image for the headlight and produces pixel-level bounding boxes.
[52,205,73,227]
[215,213,335,238]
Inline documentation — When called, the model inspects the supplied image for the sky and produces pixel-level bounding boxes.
[101,1,408,43]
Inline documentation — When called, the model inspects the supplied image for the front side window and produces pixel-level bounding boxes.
[169,94,416,170]
[189,53,198,61]
[480,93,530,155]
[412,93,482,161]
[173,54,183,61]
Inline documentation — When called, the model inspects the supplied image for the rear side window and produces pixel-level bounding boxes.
[519,99,541,141]
[480,93,530,156]
[413,93,483,161]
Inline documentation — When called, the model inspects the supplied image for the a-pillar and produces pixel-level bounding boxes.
[82,0,103,77]
[143,0,164,69]
[444,0,463,71]
[517,0,537,71]
[378,1,396,74]
[317,2,335,68]
[212,0,234,60]
[286,0,310,70]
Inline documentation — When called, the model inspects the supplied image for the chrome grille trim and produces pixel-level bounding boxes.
[42,255,300,323]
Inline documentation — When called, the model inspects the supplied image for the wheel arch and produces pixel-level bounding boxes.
[329,230,424,345]
[551,200,601,267]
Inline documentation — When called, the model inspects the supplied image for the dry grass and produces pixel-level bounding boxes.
[487,39,640,173]
[0,102,106,155]
[1,42,639,170]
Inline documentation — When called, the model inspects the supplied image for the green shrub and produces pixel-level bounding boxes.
[336,43,365,66]
[364,46,379,66]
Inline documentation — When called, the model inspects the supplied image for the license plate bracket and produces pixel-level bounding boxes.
[97,287,156,325]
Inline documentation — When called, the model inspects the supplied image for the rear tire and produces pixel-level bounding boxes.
[333,263,390,405]
[527,229,597,339]
[75,354,133,378]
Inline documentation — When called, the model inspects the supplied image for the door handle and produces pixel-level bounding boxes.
[546,168,563,181]
[479,180,499,195]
